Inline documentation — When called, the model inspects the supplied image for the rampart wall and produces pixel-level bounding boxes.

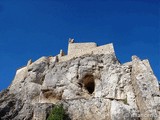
[59,43,115,62]
[68,42,97,55]
[16,42,115,71]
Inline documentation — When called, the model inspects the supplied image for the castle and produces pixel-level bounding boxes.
[16,39,114,74]
[57,38,115,62]
[7,39,160,120]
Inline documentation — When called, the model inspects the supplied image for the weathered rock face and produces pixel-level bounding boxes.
[0,43,159,120]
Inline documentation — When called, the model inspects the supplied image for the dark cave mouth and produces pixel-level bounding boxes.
[83,75,95,94]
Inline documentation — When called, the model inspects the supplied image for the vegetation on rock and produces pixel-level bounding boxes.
[47,104,69,120]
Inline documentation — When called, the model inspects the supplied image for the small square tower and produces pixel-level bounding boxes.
[68,39,97,55]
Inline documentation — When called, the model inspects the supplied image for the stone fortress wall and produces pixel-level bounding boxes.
[16,39,115,72]
[68,42,97,55]
[58,39,115,62]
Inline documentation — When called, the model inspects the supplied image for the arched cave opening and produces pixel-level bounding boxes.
[82,75,95,94]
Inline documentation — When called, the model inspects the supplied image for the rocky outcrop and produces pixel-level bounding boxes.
[0,89,53,120]
[0,42,159,120]
[131,56,160,120]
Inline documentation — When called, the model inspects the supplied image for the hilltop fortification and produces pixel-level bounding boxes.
[0,40,160,120]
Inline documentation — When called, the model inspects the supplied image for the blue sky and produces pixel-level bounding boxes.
[0,0,159,91]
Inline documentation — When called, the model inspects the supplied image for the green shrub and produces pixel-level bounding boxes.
[47,104,65,120]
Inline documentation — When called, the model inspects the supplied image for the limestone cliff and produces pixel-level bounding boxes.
[0,41,159,120]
